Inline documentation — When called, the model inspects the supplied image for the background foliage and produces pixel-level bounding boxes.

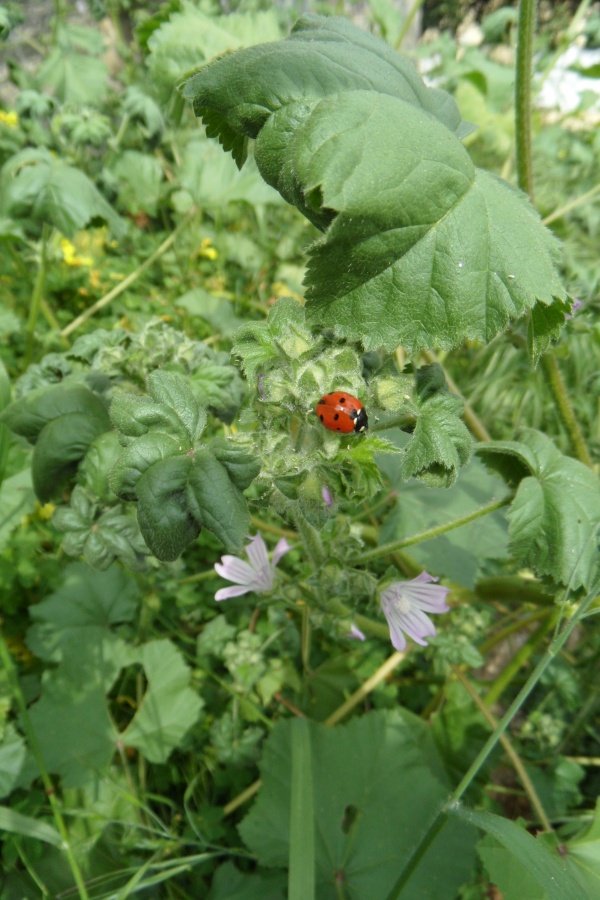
[0,1,599,898]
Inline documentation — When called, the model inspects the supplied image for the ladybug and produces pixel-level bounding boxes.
[315,391,368,434]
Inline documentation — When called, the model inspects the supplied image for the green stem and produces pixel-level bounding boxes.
[514,1,591,464]
[394,0,426,49]
[476,575,555,607]
[0,636,90,900]
[25,224,50,363]
[515,0,537,198]
[385,581,599,895]
[353,496,511,565]
[451,586,598,803]
[61,210,197,338]
[542,181,600,227]
[483,611,557,706]
[540,354,593,467]
[454,668,553,832]
[421,350,492,442]
[478,607,551,655]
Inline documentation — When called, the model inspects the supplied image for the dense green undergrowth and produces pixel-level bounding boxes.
[0,1,599,898]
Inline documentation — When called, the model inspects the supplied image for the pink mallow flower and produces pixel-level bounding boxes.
[346,623,366,641]
[380,572,451,652]
[214,533,291,601]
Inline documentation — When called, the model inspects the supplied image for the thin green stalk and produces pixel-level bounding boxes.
[421,349,492,442]
[25,224,50,363]
[394,0,426,49]
[0,636,90,900]
[451,584,598,803]
[515,0,592,465]
[61,210,197,338]
[353,496,511,565]
[384,581,599,897]
[478,607,551,656]
[515,0,538,198]
[483,611,557,707]
[542,181,600,226]
[540,354,593,467]
[454,668,552,832]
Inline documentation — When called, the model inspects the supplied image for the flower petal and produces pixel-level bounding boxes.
[272,537,292,566]
[245,533,269,572]
[215,584,254,601]
[215,557,258,585]
[397,607,437,646]
[402,584,451,613]
[387,619,407,652]
[346,623,366,641]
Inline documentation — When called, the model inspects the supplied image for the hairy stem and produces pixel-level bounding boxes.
[515,0,537,199]
[541,353,593,467]
[353,496,511,565]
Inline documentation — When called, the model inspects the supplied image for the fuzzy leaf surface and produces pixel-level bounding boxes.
[182,15,565,352]
[239,710,476,898]
[477,429,600,590]
[0,148,126,238]
[121,640,204,763]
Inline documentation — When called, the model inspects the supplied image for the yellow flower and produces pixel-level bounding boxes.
[0,110,19,128]
[60,238,93,267]
[89,268,101,289]
[36,502,56,521]
[198,237,218,260]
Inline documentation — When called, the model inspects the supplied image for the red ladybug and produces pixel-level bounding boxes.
[315,391,368,434]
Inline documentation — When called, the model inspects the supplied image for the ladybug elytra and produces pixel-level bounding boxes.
[315,391,368,434]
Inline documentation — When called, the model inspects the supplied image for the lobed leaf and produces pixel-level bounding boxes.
[0,148,126,238]
[182,15,566,352]
[401,393,473,488]
[477,429,600,590]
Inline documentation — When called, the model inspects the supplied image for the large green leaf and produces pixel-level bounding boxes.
[567,798,600,898]
[186,450,251,552]
[477,429,600,590]
[135,456,201,562]
[35,24,108,105]
[239,711,476,899]
[181,15,565,353]
[147,3,281,101]
[0,148,126,238]
[32,409,111,502]
[23,642,123,788]
[122,640,204,764]
[26,562,140,662]
[0,382,109,443]
[450,806,586,900]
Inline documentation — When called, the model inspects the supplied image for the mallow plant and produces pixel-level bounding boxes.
[1,7,599,900]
